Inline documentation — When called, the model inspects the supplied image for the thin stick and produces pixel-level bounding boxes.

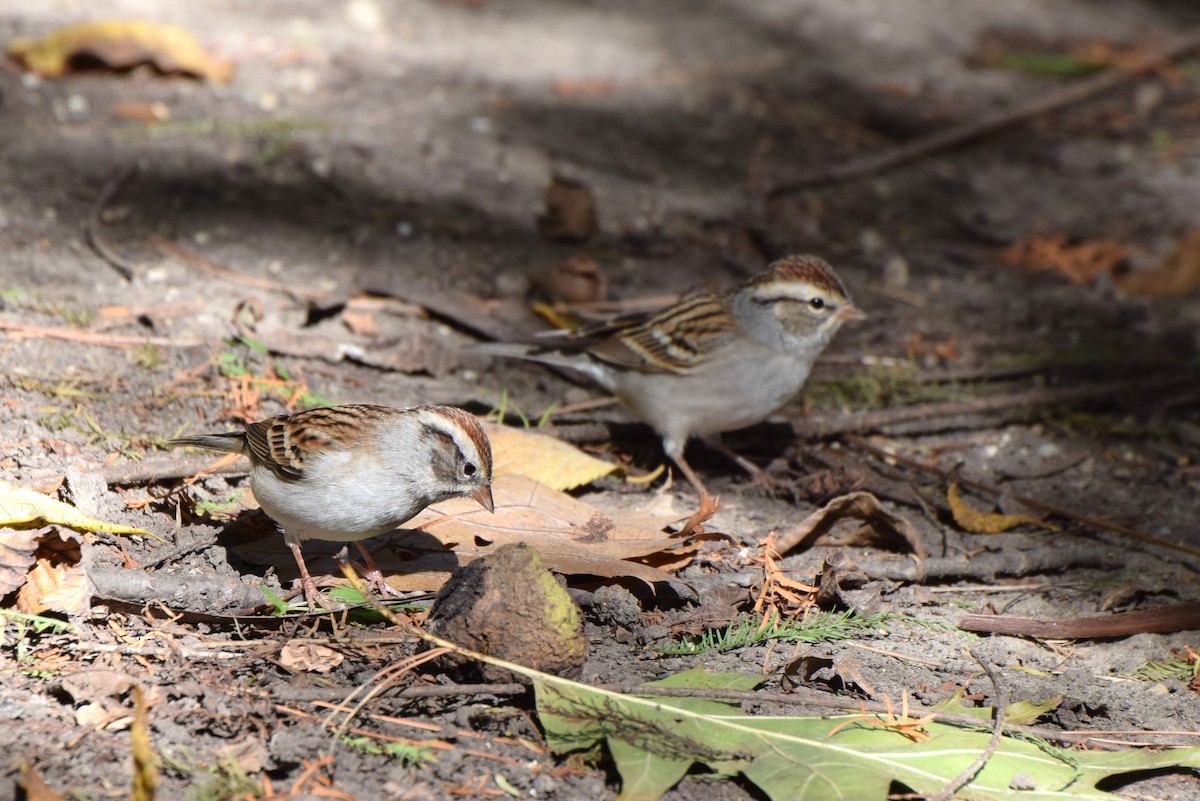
[152,237,327,301]
[770,28,1200,193]
[274,682,527,703]
[928,648,1006,801]
[844,641,941,667]
[0,319,205,349]
[959,601,1200,638]
[85,164,140,281]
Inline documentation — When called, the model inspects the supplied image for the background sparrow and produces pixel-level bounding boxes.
[481,255,864,493]
[171,404,494,608]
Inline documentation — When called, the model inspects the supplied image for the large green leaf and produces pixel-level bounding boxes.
[534,668,1200,801]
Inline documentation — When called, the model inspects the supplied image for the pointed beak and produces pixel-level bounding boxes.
[471,484,495,513]
[838,303,867,322]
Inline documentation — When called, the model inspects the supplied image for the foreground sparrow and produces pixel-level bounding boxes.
[171,404,494,609]
[482,255,864,493]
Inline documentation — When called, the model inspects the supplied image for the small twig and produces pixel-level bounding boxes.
[103,456,248,486]
[277,704,532,766]
[85,164,141,281]
[923,583,1064,594]
[928,648,1006,801]
[152,237,327,301]
[770,28,1200,193]
[275,682,527,703]
[844,641,941,667]
[65,641,254,660]
[0,319,206,349]
[90,566,269,610]
[846,548,1127,583]
[959,601,1200,638]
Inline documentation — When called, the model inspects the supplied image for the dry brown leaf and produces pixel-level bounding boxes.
[61,670,139,704]
[18,558,91,616]
[775,491,927,561]
[8,20,233,82]
[0,529,42,596]
[231,473,701,596]
[947,482,1056,534]
[19,764,68,801]
[1119,227,1200,297]
[15,529,91,615]
[485,424,616,491]
[279,640,344,673]
[341,309,378,337]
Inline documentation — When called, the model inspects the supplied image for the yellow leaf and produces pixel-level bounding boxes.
[947,482,1056,534]
[485,424,616,491]
[8,20,233,82]
[0,479,153,536]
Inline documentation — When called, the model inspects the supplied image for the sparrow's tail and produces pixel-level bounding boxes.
[169,432,247,454]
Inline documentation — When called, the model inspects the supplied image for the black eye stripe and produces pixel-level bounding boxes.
[755,294,832,309]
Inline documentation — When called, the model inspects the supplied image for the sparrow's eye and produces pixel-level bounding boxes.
[809,297,826,310]
[463,462,477,477]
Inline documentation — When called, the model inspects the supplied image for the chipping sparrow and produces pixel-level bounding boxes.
[481,255,864,493]
[171,404,494,609]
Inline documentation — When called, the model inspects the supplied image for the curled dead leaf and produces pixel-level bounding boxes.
[8,20,233,82]
[775,491,926,570]
[0,529,42,596]
[15,528,91,616]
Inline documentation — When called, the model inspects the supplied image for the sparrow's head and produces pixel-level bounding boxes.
[417,406,494,512]
[741,255,865,347]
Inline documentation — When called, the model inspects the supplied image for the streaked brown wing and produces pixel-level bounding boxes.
[584,292,738,374]
[244,417,304,481]
[243,405,387,481]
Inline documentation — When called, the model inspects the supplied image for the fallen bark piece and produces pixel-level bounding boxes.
[959,601,1200,638]
[425,542,586,682]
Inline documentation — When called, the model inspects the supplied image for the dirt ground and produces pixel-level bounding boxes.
[1,1,1200,799]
